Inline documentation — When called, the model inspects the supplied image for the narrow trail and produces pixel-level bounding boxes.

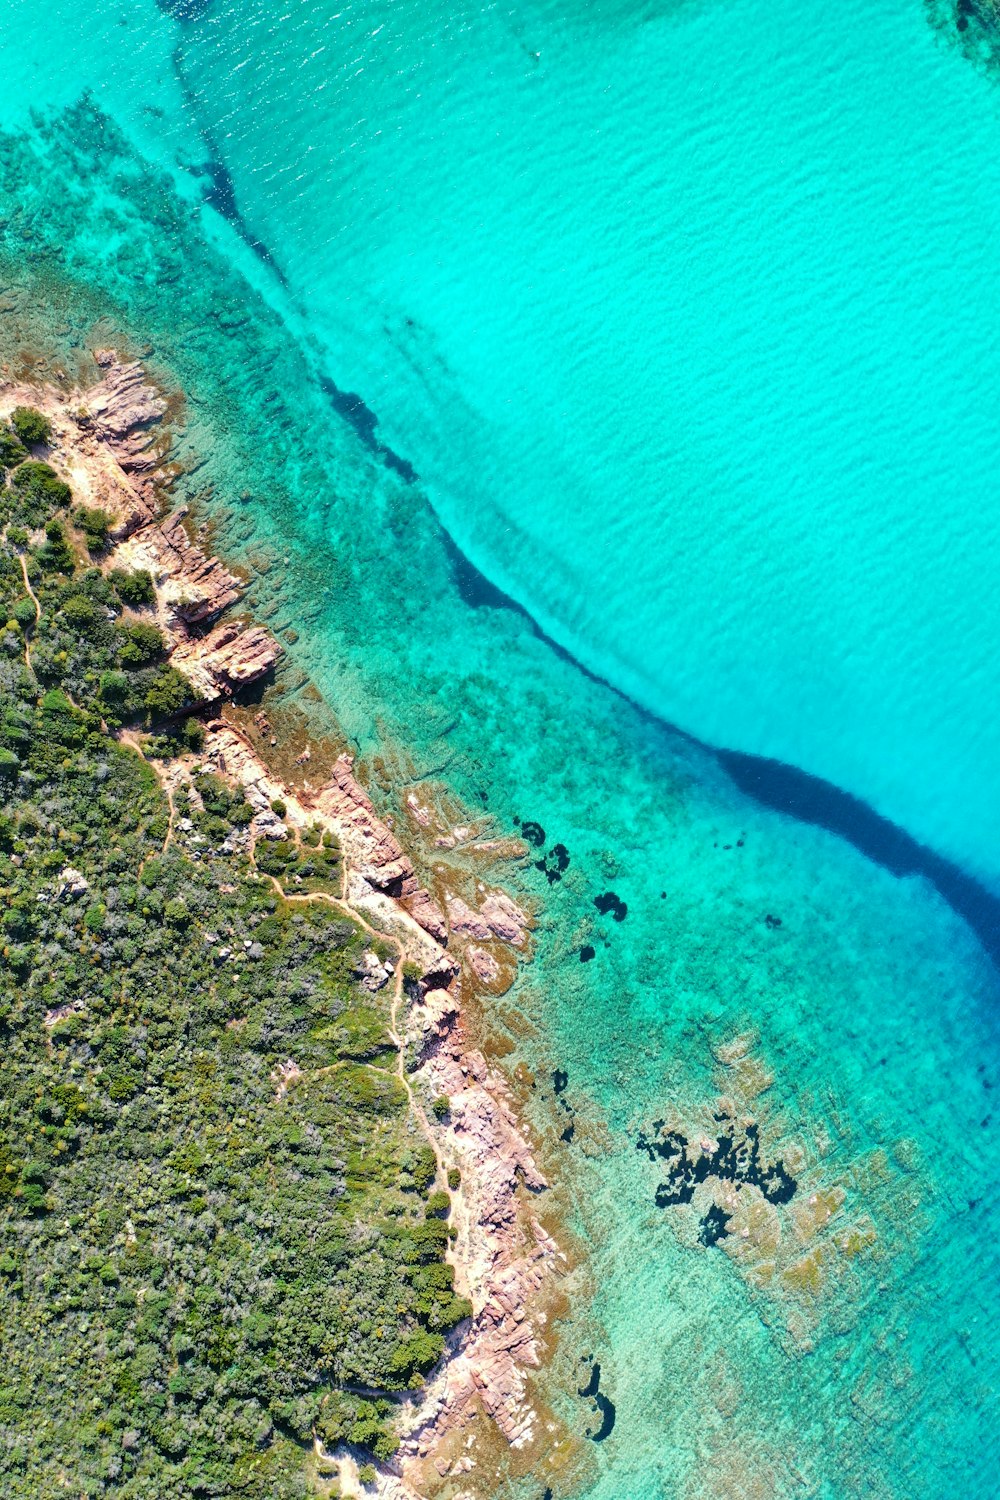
[117,716,450,1184]
[261,858,449,1185]
[119,729,178,869]
[18,553,39,673]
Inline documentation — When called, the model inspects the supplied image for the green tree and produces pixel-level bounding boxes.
[109,567,155,606]
[10,407,52,445]
[73,506,112,552]
[144,665,197,722]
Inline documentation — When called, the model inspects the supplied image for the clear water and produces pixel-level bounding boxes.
[2,1,1000,1495]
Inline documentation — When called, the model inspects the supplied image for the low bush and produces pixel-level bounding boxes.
[10,407,51,446]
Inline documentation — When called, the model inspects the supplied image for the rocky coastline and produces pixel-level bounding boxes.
[2,349,567,1497]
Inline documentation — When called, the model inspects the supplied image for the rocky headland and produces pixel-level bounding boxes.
[0,349,567,1498]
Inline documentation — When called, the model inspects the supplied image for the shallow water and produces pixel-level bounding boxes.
[2,2,1000,1494]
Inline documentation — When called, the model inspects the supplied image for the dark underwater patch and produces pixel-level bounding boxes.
[637,1115,796,1210]
[717,747,1000,969]
[442,533,527,613]
[580,944,595,963]
[927,0,1000,69]
[577,1357,616,1442]
[157,0,212,18]
[593,890,627,922]
[535,842,570,884]
[318,376,418,483]
[699,1203,732,1247]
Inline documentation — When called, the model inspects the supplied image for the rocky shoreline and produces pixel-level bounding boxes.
[2,350,566,1497]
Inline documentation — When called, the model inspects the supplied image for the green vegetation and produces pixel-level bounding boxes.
[0,424,28,469]
[74,504,113,553]
[0,437,464,1495]
[10,405,52,446]
[109,566,156,607]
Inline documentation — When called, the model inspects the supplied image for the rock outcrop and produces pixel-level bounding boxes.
[446,889,530,947]
[171,619,281,700]
[85,350,168,528]
[309,756,449,944]
[138,508,245,624]
[401,1013,559,1460]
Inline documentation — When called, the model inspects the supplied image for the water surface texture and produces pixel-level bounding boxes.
[2,0,1000,1495]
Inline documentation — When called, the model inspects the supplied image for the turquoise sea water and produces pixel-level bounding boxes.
[3,1,1000,1495]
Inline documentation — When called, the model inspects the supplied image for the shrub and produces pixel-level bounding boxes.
[359,1464,377,1486]
[61,593,101,633]
[387,1329,444,1383]
[0,425,27,469]
[144,666,196,722]
[447,1167,461,1191]
[119,622,165,666]
[270,798,287,817]
[109,567,155,606]
[98,670,129,703]
[425,1191,450,1218]
[11,462,72,526]
[73,506,112,552]
[182,717,205,752]
[12,597,36,630]
[36,520,74,575]
[10,407,51,446]
[431,1095,450,1121]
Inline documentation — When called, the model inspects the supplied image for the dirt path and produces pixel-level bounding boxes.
[119,729,178,868]
[17,553,39,673]
[266,868,448,1183]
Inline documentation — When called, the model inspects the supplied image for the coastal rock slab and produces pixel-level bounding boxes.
[446,889,530,947]
[171,619,281,700]
[400,1012,558,1463]
[85,350,168,527]
[309,756,449,944]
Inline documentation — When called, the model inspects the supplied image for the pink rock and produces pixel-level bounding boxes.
[172,620,281,700]
[466,946,501,984]
[479,890,529,946]
[310,756,448,944]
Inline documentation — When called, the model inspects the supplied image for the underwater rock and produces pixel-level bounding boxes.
[466,944,502,983]
[447,889,529,946]
[577,1357,616,1442]
[594,890,627,922]
[636,1117,797,1209]
[520,819,546,847]
[534,842,570,884]
[699,1203,732,1247]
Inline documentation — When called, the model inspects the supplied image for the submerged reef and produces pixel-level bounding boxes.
[635,1033,928,1352]
[576,1358,616,1443]
[928,0,1000,70]
[636,1117,797,1216]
